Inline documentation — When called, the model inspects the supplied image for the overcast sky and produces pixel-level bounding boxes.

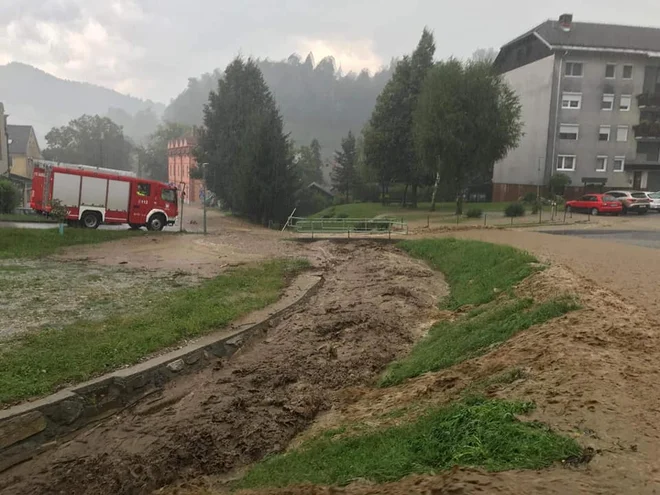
[2,0,660,103]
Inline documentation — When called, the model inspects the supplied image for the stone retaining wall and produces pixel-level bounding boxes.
[0,274,322,473]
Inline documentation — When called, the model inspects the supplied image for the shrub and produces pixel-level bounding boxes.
[522,192,537,204]
[466,208,483,218]
[0,179,20,214]
[504,203,525,217]
[337,212,349,219]
[296,189,333,217]
[531,203,540,215]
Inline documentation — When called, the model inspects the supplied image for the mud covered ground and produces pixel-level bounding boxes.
[232,263,660,495]
[0,241,447,495]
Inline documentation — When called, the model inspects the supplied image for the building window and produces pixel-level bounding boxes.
[557,155,576,171]
[600,95,614,110]
[599,125,611,141]
[605,64,616,79]
[562,93,582,109]
[623,65,633,79]
[617,126,629,142]
[559,124,579,140]
[596,156,608,172]
[601,94,615,110]
[565,62,583,77]
[620,95,632,111]
[613,156,625,172]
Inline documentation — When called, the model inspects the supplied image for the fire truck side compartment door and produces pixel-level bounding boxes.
[52,172,81,207]
[107,180,130,212]
[81,176,108,207]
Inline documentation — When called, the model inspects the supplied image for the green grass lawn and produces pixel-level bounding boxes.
[0,228,141,259]
[0,213,56,223]
[313,202,510,220]
[237,396,581,490]
[0,259,309,404]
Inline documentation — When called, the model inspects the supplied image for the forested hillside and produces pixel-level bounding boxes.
[164,54,393,158]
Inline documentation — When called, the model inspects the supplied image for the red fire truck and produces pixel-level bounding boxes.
[30,161,179,231]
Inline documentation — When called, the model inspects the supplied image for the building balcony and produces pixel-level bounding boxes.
[633,121,660,140]
[637,93,660,110]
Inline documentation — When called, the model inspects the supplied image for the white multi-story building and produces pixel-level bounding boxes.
[493,14,660,201]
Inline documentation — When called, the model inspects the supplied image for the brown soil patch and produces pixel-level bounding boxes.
[0,241,447,495]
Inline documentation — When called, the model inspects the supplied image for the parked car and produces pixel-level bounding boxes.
[565,194,623,216]
[606,191,651,214]
[643,191,660,211]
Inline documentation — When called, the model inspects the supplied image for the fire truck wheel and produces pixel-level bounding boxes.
[147,214,166,232]
[81,211,101,229]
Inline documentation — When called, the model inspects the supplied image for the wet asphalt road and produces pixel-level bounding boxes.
[544,229,660,250]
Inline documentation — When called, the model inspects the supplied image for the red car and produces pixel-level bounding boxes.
[565,194,623,216]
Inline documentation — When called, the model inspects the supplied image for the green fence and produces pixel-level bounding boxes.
[285,217,408,237]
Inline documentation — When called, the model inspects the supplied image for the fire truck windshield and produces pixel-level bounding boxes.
[162,189,177,203]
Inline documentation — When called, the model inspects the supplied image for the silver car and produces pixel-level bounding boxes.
[606,191,651,215]
[644,191,660,211]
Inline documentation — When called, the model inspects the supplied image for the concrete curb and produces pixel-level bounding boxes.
[0,273,322,473]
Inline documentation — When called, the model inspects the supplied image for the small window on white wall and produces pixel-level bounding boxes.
[623,65,633,79]
[601,94,615,110]
[596,156,608,172]
[599,125,611,141]
[620,95,632,111]
[565,62,583,77]
[617,126,629,142]
[559,124,579,140]
[613,157,625,172]
[562,93,582,109]
[557,155,576,171]
[605,64,616,78]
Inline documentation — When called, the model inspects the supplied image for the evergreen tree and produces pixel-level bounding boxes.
[332,130,357,203]
[364,28,435,207]
[196,58,298,225]
[295,139,324,186]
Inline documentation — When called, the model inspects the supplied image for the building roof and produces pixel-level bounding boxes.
[503,17,660,54]
[7,125,34,155]
[307,181,335,197]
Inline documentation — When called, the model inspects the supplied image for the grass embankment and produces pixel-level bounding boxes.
[381,238,577,386]
[0,228,140,259]
[238,397,581,490]
[237,239,580,490]
[0,259,309,404]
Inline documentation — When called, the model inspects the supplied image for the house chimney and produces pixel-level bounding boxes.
[559,13,573,32]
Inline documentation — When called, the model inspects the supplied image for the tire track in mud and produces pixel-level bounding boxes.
[0,241,447,495]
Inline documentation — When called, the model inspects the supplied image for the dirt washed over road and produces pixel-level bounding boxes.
[0,241,447,495]
[435,228,660,314]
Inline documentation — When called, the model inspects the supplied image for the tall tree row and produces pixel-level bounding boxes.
[196,58,298,225]
[414,59,522,213]
[364,29,435,207]
[363,30,522,212]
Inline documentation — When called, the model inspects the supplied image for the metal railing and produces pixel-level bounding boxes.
[284,216,408,238]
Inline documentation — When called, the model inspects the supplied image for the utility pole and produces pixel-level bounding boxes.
[202,162,209,235]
